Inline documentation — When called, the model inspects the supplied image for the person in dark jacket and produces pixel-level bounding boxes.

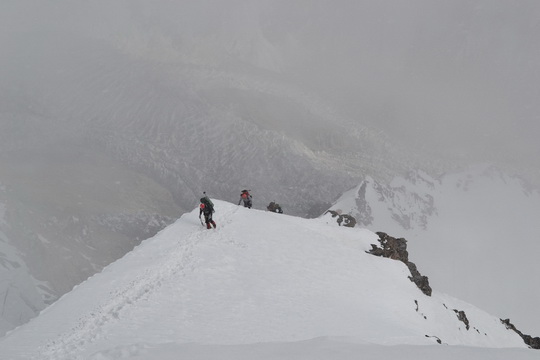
[267,201,283,214]
[199,197,217,229]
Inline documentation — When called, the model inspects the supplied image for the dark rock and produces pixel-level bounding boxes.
[501,318,540,349]
[367,232,432,296]
[406,262,432,297]
[325,210,357,228]
[453,309,470,330]
[425,335,442,344]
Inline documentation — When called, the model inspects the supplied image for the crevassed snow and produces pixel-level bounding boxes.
[0,201,534,360]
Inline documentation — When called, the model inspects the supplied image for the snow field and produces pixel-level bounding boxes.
[0,201,531,359]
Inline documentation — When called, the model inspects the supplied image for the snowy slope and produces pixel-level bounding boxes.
[2,2,540,351]
[0,2,401,331]
[0,195,48,335]
[0,155,180,336]
[0,201,533,360]
[0,235,46,336]
[326,165,540,335]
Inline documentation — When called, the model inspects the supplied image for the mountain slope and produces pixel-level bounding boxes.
[326,165,540,335]
[0,201,530,359]
[0,146,181,336]
[0,233,46,336]
[0,6,400,326]
[2,0,540,345]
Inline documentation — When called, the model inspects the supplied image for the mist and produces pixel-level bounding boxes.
[1,0,539,338]
[2,1,539,182]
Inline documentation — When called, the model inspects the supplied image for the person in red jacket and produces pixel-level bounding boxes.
[238,189,252,208]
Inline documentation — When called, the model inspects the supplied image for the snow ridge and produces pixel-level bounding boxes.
[0,201,530,359]
[24,204,241,360]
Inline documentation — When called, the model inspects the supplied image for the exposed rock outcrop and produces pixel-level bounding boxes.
[324,210,357,228]
[367,232,432,296]
[365,233,540,349]
[454,309,470,330]
[501,318,540,349]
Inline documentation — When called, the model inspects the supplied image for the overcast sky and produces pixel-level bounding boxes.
[1,0,539,183]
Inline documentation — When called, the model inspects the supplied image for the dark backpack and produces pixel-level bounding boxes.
[200,196,214,212]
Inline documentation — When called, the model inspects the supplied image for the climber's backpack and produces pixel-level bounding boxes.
[200,196,214,212]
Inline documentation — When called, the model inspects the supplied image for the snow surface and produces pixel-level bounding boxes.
[328,166,540,335]
[0,203,46,335]
[0,201,536,359]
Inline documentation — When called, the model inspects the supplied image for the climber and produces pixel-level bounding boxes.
[238,189,252,208]
[267,201,283,214]
[199,195,217,229]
